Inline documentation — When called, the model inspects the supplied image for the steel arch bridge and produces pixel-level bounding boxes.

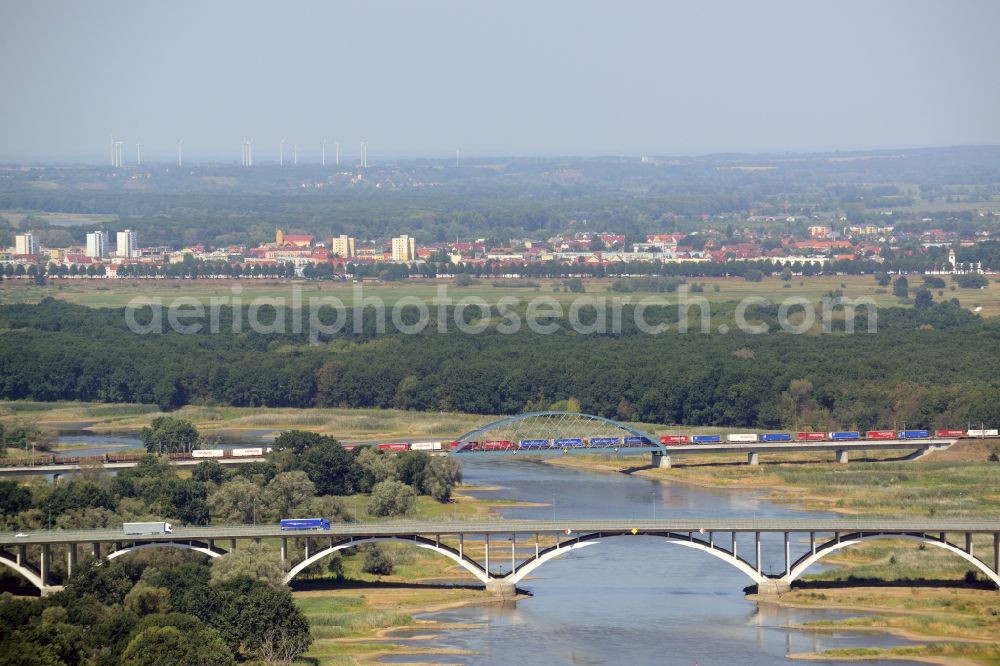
[451,411,664,456]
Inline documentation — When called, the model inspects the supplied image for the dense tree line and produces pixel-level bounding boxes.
[1,298,998,430]
[0,556,310,665]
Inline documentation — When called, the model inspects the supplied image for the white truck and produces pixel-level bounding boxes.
[123,522,172,535]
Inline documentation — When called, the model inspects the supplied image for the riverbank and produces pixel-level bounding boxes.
[545,449,1000,664]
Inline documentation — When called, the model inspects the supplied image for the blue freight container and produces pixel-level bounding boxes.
[898,430,930,439]
[623,436,651,446]
[589,437,620,447]
[519,439,551,449]
[691,435,722,444]
[760,433,793,442]
[554,438,584,447]
[829,431,861,440]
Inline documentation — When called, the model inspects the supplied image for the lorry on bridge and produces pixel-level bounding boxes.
[280,518,331,530]
[123,522,172,535]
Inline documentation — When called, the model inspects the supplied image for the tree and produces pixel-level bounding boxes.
[62,559,132,606]
[354,447,399,493]
[252,626,313,666]
[308,495,353,523]
[422,455,462,502]
[208,477,266,524]
[209,542,287,588]
[213,577,311,660]
[780,268,793,282]
[192,460,229,484]
[121,625,233,666]
[263,471,315,519]
[271,430,326,455]
[367,480,416,517]
[124,583,172,617]
[875,271,891,287]
[140,417,199,454]
[955,273,989,289]
[0,480,31,514]
[743,269,764,282]
[892,275,909,298]
[914,288,934,310]
[361,543,394,576]
[295,439,356,496]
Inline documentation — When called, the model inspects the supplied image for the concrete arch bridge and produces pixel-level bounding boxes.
[2,519,998,596]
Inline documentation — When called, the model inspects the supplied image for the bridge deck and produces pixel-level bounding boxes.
[3,518,998,546]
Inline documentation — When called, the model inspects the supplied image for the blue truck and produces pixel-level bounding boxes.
[280,518,330,530]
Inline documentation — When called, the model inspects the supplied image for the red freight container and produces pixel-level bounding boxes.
[866,430,896,440]
[935,429,965,438]
[377,443,411,452]
[659,435,689,445]
[796,432,826,441]
[481,440,514,451]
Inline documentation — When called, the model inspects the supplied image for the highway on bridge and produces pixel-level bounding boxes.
[4,518,999,595]
[3,518,1000,546]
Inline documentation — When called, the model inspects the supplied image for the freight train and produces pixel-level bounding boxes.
[0,447,272,468]
[657,429,996,446]
[454,428,995,452]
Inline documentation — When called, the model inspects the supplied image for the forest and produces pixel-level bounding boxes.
[0,297,997,430]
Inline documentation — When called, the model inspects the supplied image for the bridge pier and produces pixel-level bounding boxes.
[39,544,50,588]
[280,538,287,561]
[747,452,759,466]
[835,449,849,464]
[485,580,517,597]
[756,579,792,596]
[651,452,672,468]
[67,543,77,578]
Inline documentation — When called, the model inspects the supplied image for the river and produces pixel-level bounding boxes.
[382,457,924,665]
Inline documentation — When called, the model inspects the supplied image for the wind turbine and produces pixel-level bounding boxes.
[321,139,326,167]
[335,141,340,166]
[177,139,183,167]
[136,142,141,166]
[293,143,298,166]
[279,138,285,166]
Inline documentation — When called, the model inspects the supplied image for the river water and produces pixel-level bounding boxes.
[382,458,923,666]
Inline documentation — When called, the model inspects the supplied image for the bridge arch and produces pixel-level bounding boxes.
[106,541,225,562]
[506,532,768,586]
[785,533,1000,588]
[0,552,45,591]
[283,535,490,585]
[455,412,663,452]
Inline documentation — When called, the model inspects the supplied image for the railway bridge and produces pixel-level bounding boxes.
[2,519,998,597]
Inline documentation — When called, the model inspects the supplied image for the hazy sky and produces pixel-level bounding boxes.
[2,0,999,162]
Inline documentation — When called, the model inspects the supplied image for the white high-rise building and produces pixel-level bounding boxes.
[86,231,108,258]
[116,229,138,258]
[14,233,39,255]
[391,235,416,262]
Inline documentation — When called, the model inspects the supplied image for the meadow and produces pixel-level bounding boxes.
[4,273,1000,315]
